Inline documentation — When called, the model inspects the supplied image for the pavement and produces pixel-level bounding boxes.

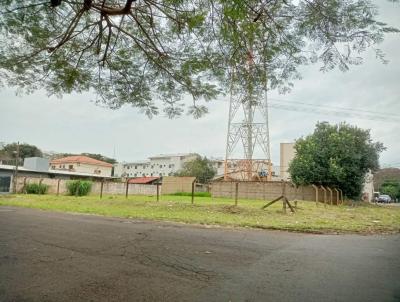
[0,206,399,302]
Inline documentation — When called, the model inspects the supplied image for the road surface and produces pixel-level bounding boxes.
[0,206,399,302]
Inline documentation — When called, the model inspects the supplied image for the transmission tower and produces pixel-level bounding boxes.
[224,51,272,181]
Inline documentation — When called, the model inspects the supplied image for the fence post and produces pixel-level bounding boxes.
[156,182,160,202]
[57,179,61,196]
[39,178,43,195]
[100,180,104,199]
[125,179,129,199]
[312,184,318,206]
[191,180,195,204]
[320,186,327,208]
[282,181,287,213]
[327,187,333,205]
[235,182,239,206]
[23,177,27,194]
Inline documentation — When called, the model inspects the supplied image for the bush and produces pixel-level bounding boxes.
[25,183,48,194]
[66,180,92,196]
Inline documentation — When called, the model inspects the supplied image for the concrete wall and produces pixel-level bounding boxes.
[211,181,316,201]
[15,176,156,196]
[162,176,196,194]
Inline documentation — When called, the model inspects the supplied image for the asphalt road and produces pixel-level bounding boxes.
[0,207,399,302]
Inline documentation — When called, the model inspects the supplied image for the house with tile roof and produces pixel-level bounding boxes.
[50,155,113,176]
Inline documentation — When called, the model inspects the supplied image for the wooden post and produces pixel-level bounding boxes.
[191,180,195,204]
[327,187,333,205]
[57,179,61,196]
[156,182,160,202]
[23,177,27,194]
[282,181,287,214]
[100,180,104,199]
[320,186,327,208]
[39,178,43,195]
[338,189,343,204]
[125,179,129,199]
[235,182,239,206]
[312,184,319,206]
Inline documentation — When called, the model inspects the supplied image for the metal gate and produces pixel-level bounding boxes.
[0,176,11,193]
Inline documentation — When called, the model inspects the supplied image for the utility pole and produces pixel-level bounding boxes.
[12,141,20,193]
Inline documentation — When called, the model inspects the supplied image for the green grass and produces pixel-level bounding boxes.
[0,194,399,234]
[168,191,211,197]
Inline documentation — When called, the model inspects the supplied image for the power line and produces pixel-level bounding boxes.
[269,97,400,118]
[267,101,400,123]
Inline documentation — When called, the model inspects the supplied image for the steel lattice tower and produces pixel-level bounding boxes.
[224,51,272,181]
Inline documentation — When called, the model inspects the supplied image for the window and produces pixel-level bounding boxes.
[51,165,55,169]
[59,165,62,168]
[142,173,145,177]
[135,166,137,169]
[150,173,153,176]
[68,165,73,170]
[159,173,163,176]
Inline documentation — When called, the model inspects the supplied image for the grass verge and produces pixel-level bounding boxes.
[0,194,399,234]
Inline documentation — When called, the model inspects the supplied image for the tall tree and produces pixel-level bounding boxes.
[288,122,385,199]
[0,142,43,163]
[175,156,216,183]
[0,1,398,117]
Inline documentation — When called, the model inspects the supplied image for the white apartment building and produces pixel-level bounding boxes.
[114,153,199,178]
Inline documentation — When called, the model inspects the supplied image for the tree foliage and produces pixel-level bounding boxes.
[0,0,398,117]
[380,180,400,199]
[175,156,216,183]
[0,142,43,163]
[288,122,385,199]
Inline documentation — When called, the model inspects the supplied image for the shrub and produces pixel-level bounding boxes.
[25,183,48,194]
[66,180,92,196]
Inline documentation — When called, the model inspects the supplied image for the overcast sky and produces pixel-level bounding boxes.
[0,0,399,168]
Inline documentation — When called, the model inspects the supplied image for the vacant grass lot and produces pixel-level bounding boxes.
[0,194,399,234]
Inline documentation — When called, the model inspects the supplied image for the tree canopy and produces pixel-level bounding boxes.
[380,180,400,200]
[175,156,216,183]
[0,0,398,117]
[0,142,43,164]
[288,122,385,199]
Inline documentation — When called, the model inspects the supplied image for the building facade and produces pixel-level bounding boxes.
[50,155,113,176]
[114,153,199,178]
[280,142,296,181]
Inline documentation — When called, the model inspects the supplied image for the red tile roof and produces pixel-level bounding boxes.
[50,155,113,167]
[128,177,159,184]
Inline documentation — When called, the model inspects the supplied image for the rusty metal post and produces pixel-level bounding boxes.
[312,184,319,206]
[235,182,239,206]
[191,180,195,204]
[327,187,333,205]
[320,186,327,208]
[125,179,129,199]
[57,179,61,196]
[100,180,104,199]
[282,181,287,213]
[39,178,43,195]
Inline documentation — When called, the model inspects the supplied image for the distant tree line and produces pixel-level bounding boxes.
[0,142,116,165]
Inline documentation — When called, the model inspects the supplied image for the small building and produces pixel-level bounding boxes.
[128,177,160,185]
[50,155,113,177]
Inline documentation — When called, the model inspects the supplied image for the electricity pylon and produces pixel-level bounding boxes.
[224,51,272,181]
